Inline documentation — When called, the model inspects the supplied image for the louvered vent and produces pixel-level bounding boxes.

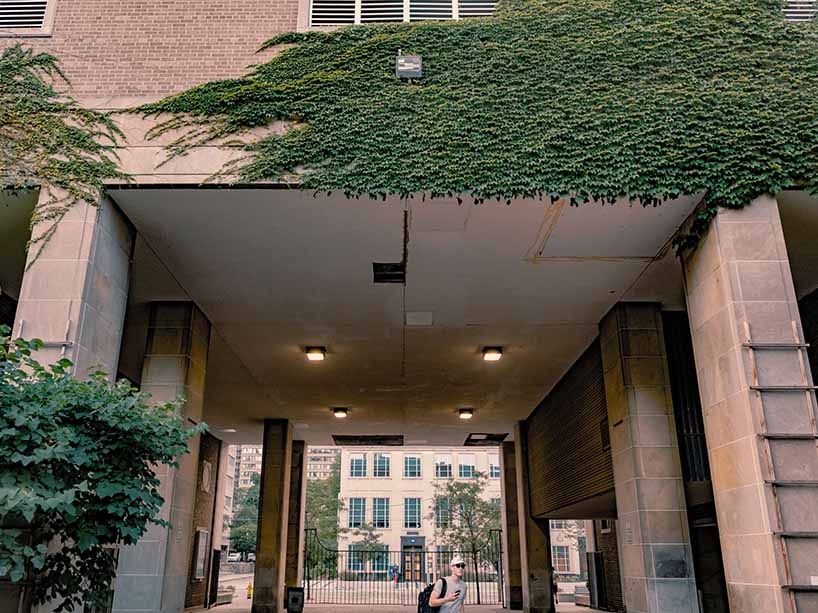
[458,0,494,17]
[0,0,47,28]
[784,0,817,20]
[362,0,403,22]
[310,0,355,26]
[410,0,452,21]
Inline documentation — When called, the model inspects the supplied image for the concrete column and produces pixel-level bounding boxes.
[253,420,294,613]
[599,303,699,613]
[112,302,211,613]
[285,440,307,588]
[501,441,524,610]
[13,192,133,378]
[683,195,818,613]
[514,421,554,613]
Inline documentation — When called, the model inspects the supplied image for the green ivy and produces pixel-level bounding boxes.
[0,326,205,612]
[138,0,818,247]
[0,45,128,263]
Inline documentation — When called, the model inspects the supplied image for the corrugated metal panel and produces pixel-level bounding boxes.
[457,0,494,18]
[310,0,355,26]
[410,0,452,21]
[0,0,47,28]
[361,0,403,22]
[525,339,614,517]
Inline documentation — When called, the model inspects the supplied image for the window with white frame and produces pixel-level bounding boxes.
[552,545,570,572]
[458,454,476,478]
[489,455,500,478]
[404,455,422,478]
[309,0,496,27]
[349,497,366,528]
[348,544,365,571]
[0,0,50,29]
[374,453,391,478]
[373,497,390,528]
[551,520,568,529]
[435,497,451,528]
[372,544,389,572]
[404,497,422,528]
[350,453,367,478]
[435,455,453,478]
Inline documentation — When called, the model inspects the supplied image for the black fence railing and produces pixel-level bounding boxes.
[303,529,504,606]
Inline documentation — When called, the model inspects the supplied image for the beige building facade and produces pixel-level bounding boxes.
[3,2,818,613]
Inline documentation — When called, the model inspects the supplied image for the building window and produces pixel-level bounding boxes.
[374,453,391,478]
[404,497,421,528]
[551,520,568,529]
[350,454,367,478]
[404,455,421,478]
[372,544,389,572]
[348,544,364,571]
[489,455,500,478]
[225,496,233,510]
[308,0,496,27]
[435,497,451,528]
[349,497,366,528]
[600,519,612,534]
[373,497,390,528]
[458,454,476,478]
[552,546,570,573]
[435,455,453,478]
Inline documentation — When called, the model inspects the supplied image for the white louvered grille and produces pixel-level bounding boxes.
[410,0,452,21]
[310,0,493,26]
[0,0,47,28]
[361,0,403,23]
[310,0,355,26]
[784,0,817,20]
[457,0,494,17]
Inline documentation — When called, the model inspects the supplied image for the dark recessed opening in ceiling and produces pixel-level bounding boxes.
[463,433,509,446]
[332,434,405,446]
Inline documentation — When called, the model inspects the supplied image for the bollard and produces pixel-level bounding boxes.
[247,582,253,599]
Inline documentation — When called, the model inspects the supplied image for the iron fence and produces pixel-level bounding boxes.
[303,529,504,606]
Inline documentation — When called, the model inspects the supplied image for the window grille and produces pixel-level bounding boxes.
[404,455,421,478]
[350,454,367,478]
[309,0,495,27]
[404,497,422,528]
[0,0,47,28]
[374,453,391,477]
[349,497,366,527]
[373,497,390,528]
[551,546,570,573]
[435,455,453,478]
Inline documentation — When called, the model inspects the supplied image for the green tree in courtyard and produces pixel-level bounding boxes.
[229,472,260,559]
[0,326,204,612]
[305,456,342,546]
[428,472,502,552]
[342,522,383,549]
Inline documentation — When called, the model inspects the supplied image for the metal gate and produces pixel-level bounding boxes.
[303,529,505,606]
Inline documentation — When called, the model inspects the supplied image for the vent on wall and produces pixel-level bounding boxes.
[332,434,405,446]
[310,0,494,26]
[784,0,817,20]
[0,0,48,28]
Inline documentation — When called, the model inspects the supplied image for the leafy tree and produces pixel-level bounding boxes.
[305,455,341,546]
[428,472,501,553]
[229,472,260,558]
[0,327,203,612]
[342,522,383,549]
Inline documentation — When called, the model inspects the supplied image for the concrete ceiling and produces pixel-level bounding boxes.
[111,188,699,446]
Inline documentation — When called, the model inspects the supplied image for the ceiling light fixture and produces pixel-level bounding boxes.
[221,428,237,433]
[306,346,326,361]
[333,407,349,419]
[458,408,474,420]
[482,346,503,361]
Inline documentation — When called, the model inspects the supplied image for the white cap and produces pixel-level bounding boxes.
[450,555,466,567]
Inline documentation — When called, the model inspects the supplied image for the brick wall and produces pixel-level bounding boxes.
[1,0,299,98]
[594,520,624,612]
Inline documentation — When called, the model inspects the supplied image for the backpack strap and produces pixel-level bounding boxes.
[439,577,447,598]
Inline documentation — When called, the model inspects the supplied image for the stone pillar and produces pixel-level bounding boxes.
[599,303,699,613]
[501,441,524,610]
[13,192,133,377]
[112,302,211,613]
[514,421,554,613]
[285,441,307,588]
[253,420,293,613]
[683,195,818,613]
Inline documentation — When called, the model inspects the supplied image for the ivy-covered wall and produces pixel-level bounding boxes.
[140,0,818,231]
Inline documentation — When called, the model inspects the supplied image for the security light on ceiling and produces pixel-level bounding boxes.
[306,346,326,361]
[459,408,474,420]
[221,428,237,433]
[333,407,349,419]
[482,346,503,361]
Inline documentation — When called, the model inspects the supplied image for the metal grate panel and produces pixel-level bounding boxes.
[0,0,47,28]
[310,0,355,26]
[784,0,818,20]
[410,0,452,20]
[361,0,403,22]
[458,0,495,18]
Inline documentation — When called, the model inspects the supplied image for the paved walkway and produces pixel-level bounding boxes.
[204,602,596,612]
